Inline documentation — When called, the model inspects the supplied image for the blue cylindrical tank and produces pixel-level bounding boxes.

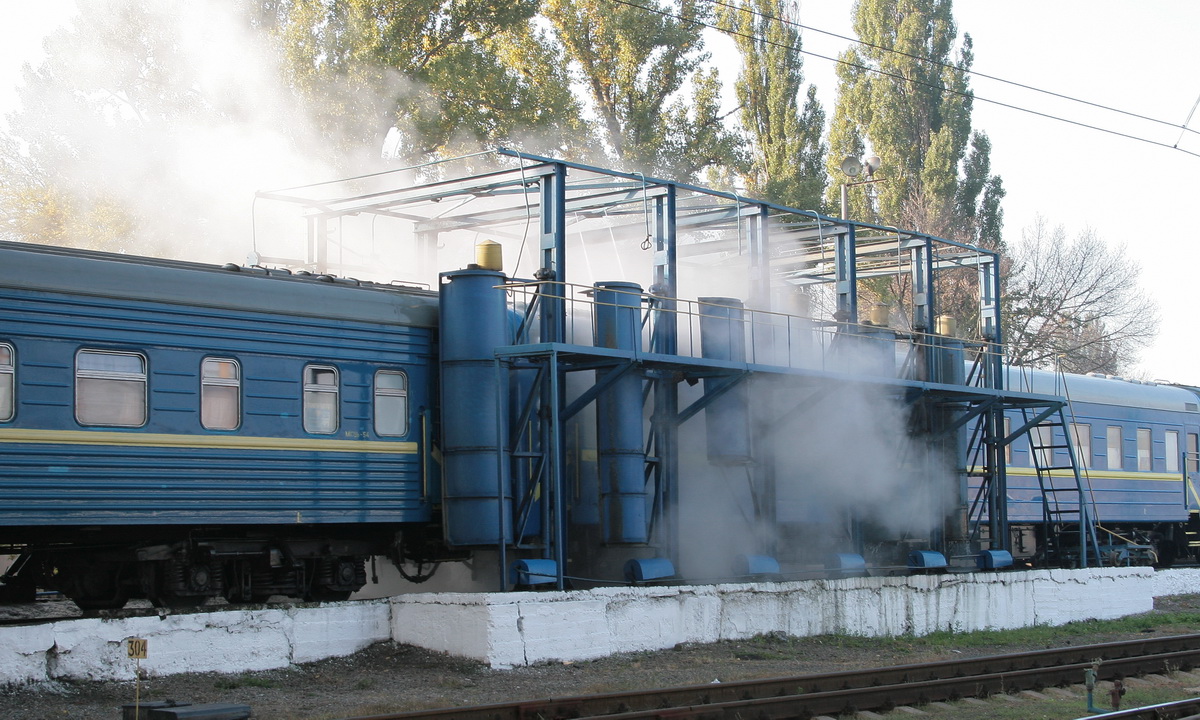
[509,558,558,586]
[699,297,751,465]
[623,557,676,582]
[976,549,1014,570]
[440,268,511,546]
[908,550,948,569]
[734,554,781,577]
[593,281,647,544]
[824,553,868,578]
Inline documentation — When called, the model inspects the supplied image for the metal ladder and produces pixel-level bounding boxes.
[1022,404,1103,567]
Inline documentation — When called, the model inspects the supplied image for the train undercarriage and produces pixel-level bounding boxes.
[0,523,453,609]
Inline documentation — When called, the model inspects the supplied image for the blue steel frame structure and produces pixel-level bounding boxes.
[256,149,1095,589]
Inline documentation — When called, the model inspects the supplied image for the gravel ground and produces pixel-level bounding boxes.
[4,595,1200,720]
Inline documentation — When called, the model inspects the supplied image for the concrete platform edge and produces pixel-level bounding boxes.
[4,566,1199,682]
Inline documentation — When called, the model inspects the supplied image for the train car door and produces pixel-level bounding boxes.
[1183,425,1200,561]
[1186,427,1200,512]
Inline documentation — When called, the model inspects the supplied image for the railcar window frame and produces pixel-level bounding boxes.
[373,369,409,437]
[0,342,13,422]
[1031,425,1054,468]
[302,364,340,434]
[1069,423,1091,469]
[201,357,241,431]
[1188,433,1199,475]
[75,349,148,427]
[1137,428,1152,472]
[1165,430,1181,474]
[1107,426,1123,470]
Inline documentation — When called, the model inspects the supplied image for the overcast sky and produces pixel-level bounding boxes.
[3,1,1198,383]
[770,1,1200,384]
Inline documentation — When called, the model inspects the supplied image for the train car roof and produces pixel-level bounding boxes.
[0,240,439,328]
[1004,366,1200,414]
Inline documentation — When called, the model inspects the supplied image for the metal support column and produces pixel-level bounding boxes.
[912,238,934,382]
[978,254,1009,551]
[651,187,680,565]
[749,205,776,553]
[538,164,568,587]
[910,239,934,333]
[548,351,565,589]
[835,224,857,324]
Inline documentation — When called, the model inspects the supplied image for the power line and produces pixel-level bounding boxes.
[603,0,1200,160]
[711,0,1198,138]
[1177,90,1200,148]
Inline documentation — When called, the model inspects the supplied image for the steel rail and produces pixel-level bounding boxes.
[341,634,1200,720]
[1080,697,1200,719]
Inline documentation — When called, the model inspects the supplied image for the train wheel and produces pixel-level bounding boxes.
[307,557,364,602]
[66,561,129,611]
[142,559,221,609]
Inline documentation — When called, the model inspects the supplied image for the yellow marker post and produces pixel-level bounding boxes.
[127,637,148,717]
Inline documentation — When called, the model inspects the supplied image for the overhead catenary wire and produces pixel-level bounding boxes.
[1176,90,1200,148]
[602,0,1200,160]
[711,0,1198,139]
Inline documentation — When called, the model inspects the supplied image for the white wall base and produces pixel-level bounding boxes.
[391,567,1159,668]
[0,601,390,686]
[3,567,1197,684]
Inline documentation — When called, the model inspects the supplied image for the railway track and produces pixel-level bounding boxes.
[1090,698,1200,719]
[342,634,1200,720]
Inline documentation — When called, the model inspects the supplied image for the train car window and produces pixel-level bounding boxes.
[303,365,339,434]
[1137,428,1152,471]
[201,358,241,430]
[1188,433,1199,474]
[374,370,409,437]
[1165,431,1180,474]
[0,343,13,422]
[1069,424,1091,469]
[76,350,147,427]
[1032,425,1054,467]
[1107,426,1123,470]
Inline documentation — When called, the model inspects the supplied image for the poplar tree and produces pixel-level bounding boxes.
[826,0,1001,245]
[719,0,826,211]
[544,0,741,181]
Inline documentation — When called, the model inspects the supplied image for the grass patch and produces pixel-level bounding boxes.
[904,610,1200,651]
[213,674,277,690]
[729,609,1200,659]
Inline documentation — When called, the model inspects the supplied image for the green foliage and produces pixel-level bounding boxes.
[214,673,277,689]
[274,0,587,161]
[809,609,1200,651]
[718,0,827,210]
[545,0,740,181]
[0,0,206,252]
[827,0,1001,245]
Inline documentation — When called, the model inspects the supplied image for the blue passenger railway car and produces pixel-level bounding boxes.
[5,157,1200,607]
[0,240,444,608]
[992,369,1200,565]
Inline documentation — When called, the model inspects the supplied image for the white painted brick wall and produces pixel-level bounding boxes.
[1152,568,1200,598]
[391,567,1158,668]
[3,567,1190,684]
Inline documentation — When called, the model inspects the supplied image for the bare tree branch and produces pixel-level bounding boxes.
[1004,216,1159,374]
